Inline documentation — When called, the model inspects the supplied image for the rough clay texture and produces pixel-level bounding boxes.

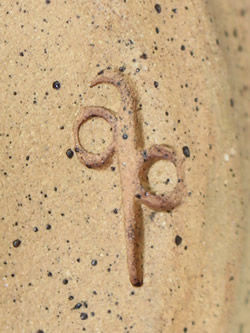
[0,1,249,333]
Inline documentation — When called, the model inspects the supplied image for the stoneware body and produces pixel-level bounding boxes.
[0,1,249,332]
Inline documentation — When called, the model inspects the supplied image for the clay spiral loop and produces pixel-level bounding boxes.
[73,106,117,168]
[73,72,184,287]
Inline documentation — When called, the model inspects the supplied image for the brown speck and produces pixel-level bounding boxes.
[155,4,162,13]
[140,53,147,59]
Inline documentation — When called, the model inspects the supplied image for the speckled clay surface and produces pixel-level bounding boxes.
[0,1,249,333]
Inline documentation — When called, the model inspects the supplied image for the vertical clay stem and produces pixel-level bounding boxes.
[91,73,142,286]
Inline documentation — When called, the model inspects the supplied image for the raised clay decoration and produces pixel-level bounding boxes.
[73,71,185,286]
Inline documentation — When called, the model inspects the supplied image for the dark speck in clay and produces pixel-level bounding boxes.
[140,53,147,59]
[13,239,21,248]
[154,4,161,13]
[73,303,82,310]
[66,148,74,159]
[122,133,128,140]
[175,235,182,246]
[91,259,98,266]
[80,312,88,320]
[182,146,190,158]
[52,80,61,90]
[154,81,159,88]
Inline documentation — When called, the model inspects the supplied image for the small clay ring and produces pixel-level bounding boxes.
[138,144,184,211]
[73,106,117,168]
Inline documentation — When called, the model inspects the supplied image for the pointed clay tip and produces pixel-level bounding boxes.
[131,278,143,287]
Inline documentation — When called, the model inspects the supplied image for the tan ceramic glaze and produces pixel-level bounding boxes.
[0,1,249,333]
